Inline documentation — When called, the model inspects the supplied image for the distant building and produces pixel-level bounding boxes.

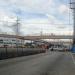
[0,37,23,47]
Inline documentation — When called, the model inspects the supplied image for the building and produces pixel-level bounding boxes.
[0,37,23,47]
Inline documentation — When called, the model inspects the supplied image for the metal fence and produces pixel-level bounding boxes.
[0,47,46,60]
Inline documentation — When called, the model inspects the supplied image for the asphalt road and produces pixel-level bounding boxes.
[0,52,75,75]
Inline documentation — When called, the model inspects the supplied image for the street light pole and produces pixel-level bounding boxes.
[70,0,75,52]
[73,9,75,44]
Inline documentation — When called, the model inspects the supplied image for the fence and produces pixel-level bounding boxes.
[0,47,46,60]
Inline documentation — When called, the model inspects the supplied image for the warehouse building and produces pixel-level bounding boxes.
[0,37,24,47]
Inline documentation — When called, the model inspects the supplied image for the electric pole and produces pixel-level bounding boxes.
[14,17,20,36]
[70,0,75,52]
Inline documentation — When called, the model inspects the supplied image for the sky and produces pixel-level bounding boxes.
[0,0,73,35]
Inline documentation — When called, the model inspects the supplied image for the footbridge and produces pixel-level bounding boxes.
[0,34,73,40]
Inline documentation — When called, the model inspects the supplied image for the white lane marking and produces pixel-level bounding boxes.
[70,53,75,65]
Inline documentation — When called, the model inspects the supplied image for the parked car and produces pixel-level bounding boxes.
[49,47,53,51]
[53,46,64,51]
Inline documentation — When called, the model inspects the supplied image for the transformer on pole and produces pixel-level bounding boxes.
[70,0,75,52]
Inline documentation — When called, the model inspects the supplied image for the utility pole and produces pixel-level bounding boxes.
[40,31,43,36]
[14,17,21,54]
[70,0,75,52]
[15,17,20,36]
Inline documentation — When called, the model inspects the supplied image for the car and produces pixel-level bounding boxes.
[53,46,64,51]
[53,47,59,51]
[57,47,64,52]
[49,47,53,51]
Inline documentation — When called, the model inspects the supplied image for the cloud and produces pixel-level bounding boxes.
[0,0,73,35]
[46,14,63,24]
[58,4,70,14]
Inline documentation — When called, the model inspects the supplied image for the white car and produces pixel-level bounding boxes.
[53,47,64,51]
[57,47,64,51]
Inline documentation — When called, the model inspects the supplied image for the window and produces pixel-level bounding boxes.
[0,39,3,43]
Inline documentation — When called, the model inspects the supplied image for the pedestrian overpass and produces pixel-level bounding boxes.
[0,34,73,40]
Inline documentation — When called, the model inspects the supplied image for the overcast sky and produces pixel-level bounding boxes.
[0,0,73,35]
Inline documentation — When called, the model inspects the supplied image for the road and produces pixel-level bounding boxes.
[0,52,75,75]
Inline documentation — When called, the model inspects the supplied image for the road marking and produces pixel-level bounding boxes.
[70,53,75,65]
